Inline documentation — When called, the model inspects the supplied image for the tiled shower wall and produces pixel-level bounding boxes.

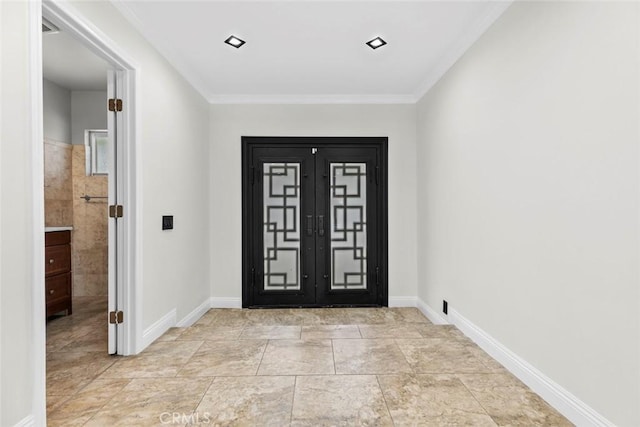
[71,145,108,296]
[44,139,73,226]
[44,140,109,296]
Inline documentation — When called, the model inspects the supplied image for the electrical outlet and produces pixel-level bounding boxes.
[162,215,173,230]
[443,300,448,315]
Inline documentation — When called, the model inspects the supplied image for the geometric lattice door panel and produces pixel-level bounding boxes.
[242,138,387,308]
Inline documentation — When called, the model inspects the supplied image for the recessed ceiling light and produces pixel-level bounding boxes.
[225,35,246,49]
[366,36,387,50]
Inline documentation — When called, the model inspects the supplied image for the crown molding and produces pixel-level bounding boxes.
[208,94,417,105]
[412,1,513,102]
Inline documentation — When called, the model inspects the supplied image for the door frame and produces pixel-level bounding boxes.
[30,2,142,423]
[241,136,388,308]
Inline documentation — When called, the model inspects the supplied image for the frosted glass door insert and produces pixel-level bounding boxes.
[330,163,367,290]
[263,163,301,291]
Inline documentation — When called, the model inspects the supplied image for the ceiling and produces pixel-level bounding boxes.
[43,29,109,91]
[43,1,511,102]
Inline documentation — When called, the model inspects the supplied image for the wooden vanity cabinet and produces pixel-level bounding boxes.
[45,230,72,317]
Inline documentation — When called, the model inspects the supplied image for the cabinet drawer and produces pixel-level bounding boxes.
[45,245,71,276]
[45,272,71,304]
[45,230,70,246]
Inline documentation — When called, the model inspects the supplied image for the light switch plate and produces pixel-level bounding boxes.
[162,215,173,230]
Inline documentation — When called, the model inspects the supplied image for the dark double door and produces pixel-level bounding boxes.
[242,137,387,307]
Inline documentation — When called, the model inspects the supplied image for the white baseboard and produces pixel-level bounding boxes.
[177,298,212,327]
[388,296,417,307]
[449,308,614,427]
[13,415,34,427]
[416,297,449,325]
[210,297,242,308]
[142,309,176,349]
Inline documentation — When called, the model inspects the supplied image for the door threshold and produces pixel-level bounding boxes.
[247,304,383,309]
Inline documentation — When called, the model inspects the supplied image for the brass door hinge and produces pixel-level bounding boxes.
[109,310,124,324]
[108,98,123,112]
[109,205,123,218]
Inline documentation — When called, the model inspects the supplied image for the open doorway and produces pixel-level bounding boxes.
[42,19,111,358]
[31,2,139,423]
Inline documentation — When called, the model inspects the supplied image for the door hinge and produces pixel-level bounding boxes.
[109,310,124,324]
[376,266,381,286]
[375,165,380,185]
[108,98,123,112]
[109,205,124,218]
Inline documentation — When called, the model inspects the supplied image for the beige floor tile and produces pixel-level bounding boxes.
[100,341,203,378]
[48,379,131,427]
[258,339,335,375]
[192,310,219,326]
[458,373,574,426]
[378,374,497,426]
[177,339,267,377]
[388,307,432,323]
[58,331,108,352]
[413,323,469,340]
[46,394,70,414]
[333,339,412,374]
[240,325,302,340]
[46,351,117,396]
[206,309,250,327]
[291,375,393,426]
[85,377,212,427]
[156,327,185,341]
[397,338,493,374]
[297,308,353,325]
[301,324,361,339]
[176,324,243,341]
[245,309,303,326]
[358,324,423,339]
[47,298,568,426]
[347,308,404,324]
[193,376,295,425]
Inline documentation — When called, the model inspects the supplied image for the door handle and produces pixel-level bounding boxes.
[317,215,325,237]
[306,215,313,236]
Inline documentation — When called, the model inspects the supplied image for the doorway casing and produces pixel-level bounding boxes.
[31,0,141,423]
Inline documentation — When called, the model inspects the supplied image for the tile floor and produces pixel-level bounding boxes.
[46,297,572,426]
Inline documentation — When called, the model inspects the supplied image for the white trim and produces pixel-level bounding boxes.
[13,415,34,427]
[413,1,512,102]
[177,298,212,328]
[416,297,449,325]
[142,309,176,349]
[211,297,242,309]
[449,308,614,427]
[28,3,47,427]
[388,296,417,307]
[42,0,141,356]
[208,94,417,105]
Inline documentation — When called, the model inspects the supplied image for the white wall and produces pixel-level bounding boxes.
[0,2,39,425]
[209,104,418,303]
[71,91,107,145]
[68,0,211,331]
[416,2,639,425]
[43,78,71,143]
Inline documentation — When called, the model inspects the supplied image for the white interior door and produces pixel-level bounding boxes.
[107,69,125,354]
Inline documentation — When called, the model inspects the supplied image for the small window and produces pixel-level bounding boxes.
[84,130,108,176]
